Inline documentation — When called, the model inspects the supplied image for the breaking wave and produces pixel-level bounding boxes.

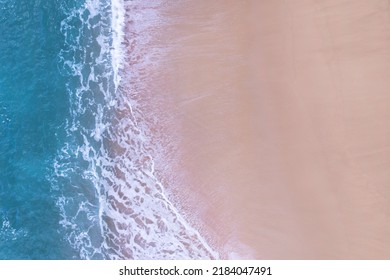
[51,0,219,259]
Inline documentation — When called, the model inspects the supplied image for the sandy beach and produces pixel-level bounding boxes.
[139,0,390,259]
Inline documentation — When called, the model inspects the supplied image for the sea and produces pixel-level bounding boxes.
[0,0,218,259]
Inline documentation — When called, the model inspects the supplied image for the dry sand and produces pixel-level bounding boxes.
[145,0,390,259]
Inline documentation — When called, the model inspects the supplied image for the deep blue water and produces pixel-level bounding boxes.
[0,0,104,259]
[0,0,73,259]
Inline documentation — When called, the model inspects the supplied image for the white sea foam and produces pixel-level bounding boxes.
[53,0,219,259]
[110,0,125,91]
[0,216,27,242]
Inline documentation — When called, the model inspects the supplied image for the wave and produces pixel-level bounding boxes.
[51,0,219,259]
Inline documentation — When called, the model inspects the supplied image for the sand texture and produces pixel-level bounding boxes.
[144,0,390,259]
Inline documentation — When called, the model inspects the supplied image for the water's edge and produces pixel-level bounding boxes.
[53,0,219,259]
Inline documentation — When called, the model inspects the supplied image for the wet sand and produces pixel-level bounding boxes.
[143,0,390,258]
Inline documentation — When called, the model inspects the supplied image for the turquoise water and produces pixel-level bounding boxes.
[0,0,73,259]
[0,0,113,259]
[0,0,218,260]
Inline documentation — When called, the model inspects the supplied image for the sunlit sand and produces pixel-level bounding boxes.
[145,0,390,259]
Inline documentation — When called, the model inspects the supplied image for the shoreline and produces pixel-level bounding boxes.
[117,0,220,259]
[147,0,390,259]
